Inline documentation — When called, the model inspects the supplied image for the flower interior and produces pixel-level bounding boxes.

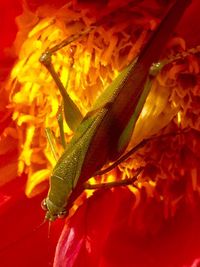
[3,2,200,217]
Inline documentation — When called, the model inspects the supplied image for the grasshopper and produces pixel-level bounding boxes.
[40,0,191,221]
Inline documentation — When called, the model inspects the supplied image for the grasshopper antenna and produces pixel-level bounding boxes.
[33,218,47,232]
[47,221,52,240]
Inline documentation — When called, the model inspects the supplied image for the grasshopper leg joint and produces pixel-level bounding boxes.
[39,51,52,67]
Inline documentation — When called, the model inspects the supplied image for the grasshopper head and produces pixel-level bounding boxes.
[41,198,67,221]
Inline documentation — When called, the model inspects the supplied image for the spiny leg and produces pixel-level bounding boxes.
[165,45,200,64]
[85,129,189,191]
[149,44,200,75]
[38,0,140,56]
[46,26,95,55]
[84,168,142,190]
[95,128,189,176]
[95,139,147,176]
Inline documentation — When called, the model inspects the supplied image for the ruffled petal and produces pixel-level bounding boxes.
[55,188,200,267]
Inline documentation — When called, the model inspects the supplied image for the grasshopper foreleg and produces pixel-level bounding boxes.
[39,26,96,132]
[45,127,59,161]
[57,105,67,149]
[39,49,83,131]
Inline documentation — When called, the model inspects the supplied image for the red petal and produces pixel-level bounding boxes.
[0,0,22,80]
[0,177,64,267]
[25,0,68,11]
[55,188,200,267]
[54,189,130,267]
[176,0,200,46]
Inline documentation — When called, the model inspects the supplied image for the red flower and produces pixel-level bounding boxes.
[0,1,200,267]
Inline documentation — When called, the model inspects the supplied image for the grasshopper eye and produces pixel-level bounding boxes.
[41,199,48,211]
[58,209,67,219]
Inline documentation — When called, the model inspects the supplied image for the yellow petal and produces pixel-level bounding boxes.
[25,169,50,197]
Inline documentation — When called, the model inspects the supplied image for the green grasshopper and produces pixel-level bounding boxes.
[40,0,191,221]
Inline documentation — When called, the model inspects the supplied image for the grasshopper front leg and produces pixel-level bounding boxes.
[57,105,67,149]
[39,49,83,132]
